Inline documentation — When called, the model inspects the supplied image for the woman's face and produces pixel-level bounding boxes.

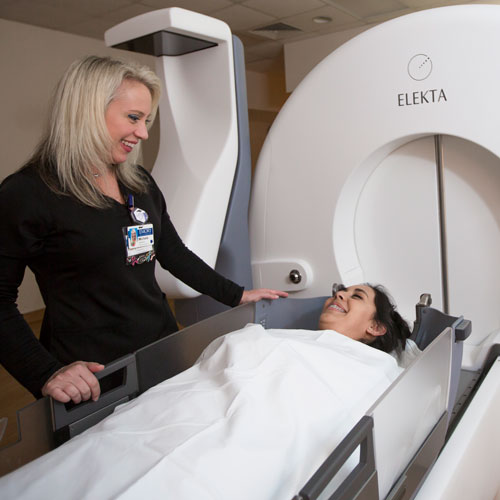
[105,79,152,164]
[318,284,385,342]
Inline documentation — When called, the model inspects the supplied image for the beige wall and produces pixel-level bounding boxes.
[246,53,289,172]
[0,17,288,313]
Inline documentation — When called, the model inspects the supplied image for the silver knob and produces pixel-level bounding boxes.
[289,269,302,284]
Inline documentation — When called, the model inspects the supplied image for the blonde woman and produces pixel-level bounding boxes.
[0,56,286,404]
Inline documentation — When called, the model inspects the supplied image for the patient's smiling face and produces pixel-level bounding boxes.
[318,284,385,343]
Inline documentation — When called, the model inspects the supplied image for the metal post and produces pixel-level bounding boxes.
[434,135,449,314]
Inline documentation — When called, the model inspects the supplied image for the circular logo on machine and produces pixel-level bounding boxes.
[408,54,432,81]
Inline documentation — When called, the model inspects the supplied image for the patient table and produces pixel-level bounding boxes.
[0,295,470,500]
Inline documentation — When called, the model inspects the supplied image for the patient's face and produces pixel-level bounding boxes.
[318,284,378,342]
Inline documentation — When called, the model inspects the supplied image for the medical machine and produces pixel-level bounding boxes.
[245,7,500,497]
[1,5,499,499]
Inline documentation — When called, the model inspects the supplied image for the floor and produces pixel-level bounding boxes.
[0,310,43,447]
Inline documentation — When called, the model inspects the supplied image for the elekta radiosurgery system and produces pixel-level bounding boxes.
[1,5,500,500]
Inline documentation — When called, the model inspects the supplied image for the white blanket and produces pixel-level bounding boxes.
[1,324,402,499]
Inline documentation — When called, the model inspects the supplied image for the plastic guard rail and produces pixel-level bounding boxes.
[293,415,378,500]
[454,318,471,342]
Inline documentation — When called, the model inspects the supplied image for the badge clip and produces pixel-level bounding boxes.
[127,194,149,224]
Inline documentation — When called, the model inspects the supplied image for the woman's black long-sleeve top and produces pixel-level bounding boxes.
[0,164,243,397]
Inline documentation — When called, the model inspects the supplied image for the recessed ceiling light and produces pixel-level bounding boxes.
[313,16,332,24]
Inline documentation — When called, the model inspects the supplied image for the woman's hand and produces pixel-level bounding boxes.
[41,361,105,404]
[240,288,288,304]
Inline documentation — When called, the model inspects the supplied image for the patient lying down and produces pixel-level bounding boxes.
[319,283,411,353]
[1,284,415,500]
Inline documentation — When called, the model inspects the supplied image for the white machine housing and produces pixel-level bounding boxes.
[249,5,500,370]
[106,8,238,298]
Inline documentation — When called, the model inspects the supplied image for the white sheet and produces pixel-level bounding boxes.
[0,324,402,500]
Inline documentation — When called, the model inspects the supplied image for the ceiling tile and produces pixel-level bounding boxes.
[247,22,305,41]
[241,0,325,18]
[283,5,361,32]
[0,0,89,29]
[37,0,137,17]
[211,4,275,30]
[66,17,119,40]
[94,3,155,27]
[0,0,484,67]
[363,8,414,24]
[139,0,232,13]
[323,0,407,18]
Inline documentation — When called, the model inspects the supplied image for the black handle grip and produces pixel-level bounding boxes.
[51,354,139,431]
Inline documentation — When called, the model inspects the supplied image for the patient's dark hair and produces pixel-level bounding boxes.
[368,284,411,354]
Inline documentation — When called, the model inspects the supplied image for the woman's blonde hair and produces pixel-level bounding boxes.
[31,55,161,208]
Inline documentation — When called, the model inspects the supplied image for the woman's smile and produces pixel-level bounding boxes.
[328,302,346,313]
[120,139,136,153]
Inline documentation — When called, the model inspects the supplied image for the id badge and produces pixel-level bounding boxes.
[123,223,155,266]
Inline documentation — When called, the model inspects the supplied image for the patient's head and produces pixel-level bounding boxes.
[318,283,411,353]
